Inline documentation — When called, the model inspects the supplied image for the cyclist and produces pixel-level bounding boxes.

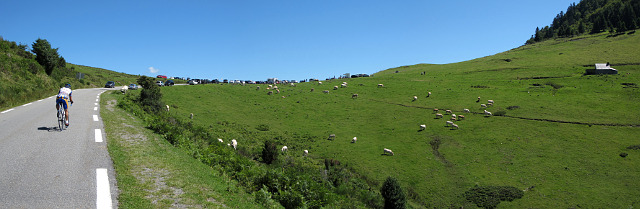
[56,83,74,126]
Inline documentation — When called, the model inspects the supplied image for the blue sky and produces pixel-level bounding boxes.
[1,0,576,81]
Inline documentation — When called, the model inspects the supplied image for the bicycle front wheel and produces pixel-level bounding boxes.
[58,104,65,131]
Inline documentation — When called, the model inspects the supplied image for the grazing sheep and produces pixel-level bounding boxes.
[463,108,470,113]
[276,89,280,94]
[231,139,237,150]
[435,113,443,118]
[120,85,128,94]
[352,94,358,99]
[383,148,394,156]
[420,124,426,131]
[341,83,347,88]
[256,86,261,90]
[334,86,339,90]
[303,150,309,156]
[378,84,384,88]
[484,110,492,116]
[481,104,487,108]
[352,137,357,143]
[487,103,493,106]
[323,90,330,94]
[487,100,494,104]
[446,121,454,127]
[458,115,465,120]
[413,96,418,101]
[166,105,170,112]
[452,114,456,119]
[290,83,296,87]
[268,85,273,88]
[190,113,194,119]
[446,110,452,114]
[218,138,224,143]
[477,96,481,103]
[452,124,459,129]
[433,108,439,113]
[281,146,288,152]
[451,117,457,121]
[427,92,431,97]
[328,134,336,140]
[268,91,273,95]
[318,82,323,85]
[311,88,315,92]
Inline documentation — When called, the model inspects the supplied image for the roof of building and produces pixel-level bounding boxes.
[595,63,614,70]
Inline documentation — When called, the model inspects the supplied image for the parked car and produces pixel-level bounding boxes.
[128,84,138,90]
[165,80,175,86]
[156,80,164,86]
[157,75,167,78]
[188,79,198,85]
[105,81,115,88]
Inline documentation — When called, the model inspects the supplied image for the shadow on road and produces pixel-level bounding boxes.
[37,126,61,132]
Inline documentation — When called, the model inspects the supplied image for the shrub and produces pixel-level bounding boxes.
[137,76,164,113]
[493,109,507,116]
[254,185,279,209]
[262,140,279,164]
[464,185,524,209]
[620,153,628,158]
[380,177,406,209]
[627,145,640,150]
[256,124,270,131]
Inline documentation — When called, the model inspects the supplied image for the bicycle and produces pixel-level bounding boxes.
[57,102,66,131]
[56,100,72,131]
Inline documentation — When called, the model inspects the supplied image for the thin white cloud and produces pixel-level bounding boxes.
[148,67,159,74]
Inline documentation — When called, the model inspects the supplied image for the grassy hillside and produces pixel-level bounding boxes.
[158,32,640,208]
[0,37,140,111]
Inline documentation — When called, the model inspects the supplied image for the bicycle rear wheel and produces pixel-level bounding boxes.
[58,103,65,131]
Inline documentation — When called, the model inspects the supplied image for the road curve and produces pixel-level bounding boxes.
[0,88,118,208]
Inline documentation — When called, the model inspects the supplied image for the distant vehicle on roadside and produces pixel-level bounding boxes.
[105,81,115,88]
[165,80,175,86]
[157,75,167,78]
[128,84,138,90]
[188,79,198,85]
[156,80,164,86]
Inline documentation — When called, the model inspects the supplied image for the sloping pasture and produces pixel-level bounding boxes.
[161,33,640,208]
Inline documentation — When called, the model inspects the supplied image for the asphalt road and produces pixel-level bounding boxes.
[0,88,118,208]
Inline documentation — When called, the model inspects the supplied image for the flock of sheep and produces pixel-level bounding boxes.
[176,80,497,159]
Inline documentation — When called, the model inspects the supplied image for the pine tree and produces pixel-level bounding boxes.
[380,177,406,209]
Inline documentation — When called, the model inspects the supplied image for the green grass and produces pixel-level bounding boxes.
[158,32,640,208]
[101,91,261,208]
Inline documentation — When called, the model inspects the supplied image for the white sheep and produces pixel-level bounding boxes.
[451,114,456,119]
[352,94,358,99]
[452,124,459,129]
[463,108,470,113]
[378,84,384,88]
[446,121,454,127]
[281,146,288,152]
[352,137,357,143]
[190,113,194,119]
[218,138,223,143]
[477,96,481,102]
[323,90,330,94]
[231,139,237,150]
[303,150,309,156]
[290,83,296,87]
[328,134,336,140]
[166,105,170,112]
[341,83,347,88]
[446,110,452,114]
[484,110,492,116]
[420,124,426,131]
[256,86,261,90]
[383,148,394,156]
[120,85,128,94]
[268,84,273,88]
[481,104,487,108]
[458,115,465,120]
[268,91,273,95]
[318,81,323,85]
[435,113,443,118]
[433,108,439,113]
[488,100,494,104]
[413,96,418,101]
[427,92,431,97]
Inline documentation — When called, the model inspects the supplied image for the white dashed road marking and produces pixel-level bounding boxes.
[95,129,103,143]
[94,107,98,111]
[22,103,32,107]
[93,115,99,121]
[96,168,112,209]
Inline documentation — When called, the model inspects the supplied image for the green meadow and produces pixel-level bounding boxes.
[157,32,640,208]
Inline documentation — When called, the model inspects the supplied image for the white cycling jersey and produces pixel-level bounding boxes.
[57,87,72,99]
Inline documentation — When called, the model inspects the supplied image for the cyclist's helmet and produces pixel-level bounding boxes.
[65,83,71,89]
